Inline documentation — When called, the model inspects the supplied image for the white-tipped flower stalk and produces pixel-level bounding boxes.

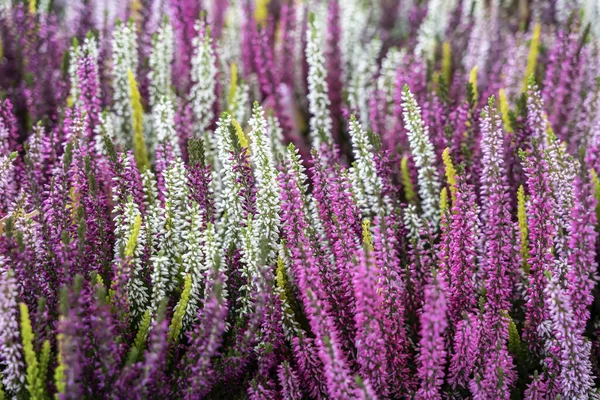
[239,216,259,317]
[545,271,596,399]
[149,157,190,314]
[293,4,308,99]
[220,0,244,73]
[181,201,206,329]
[69,35,100,107]
[150,249,170,314]
[190,22,217,138]
[306,12,333,150]
[463,0,495,77]
[94,111,120,154]
[147,161,185,314]
[111,19,139,145]
[401,86,441,226]
[348,115,389,217]
[151,96,181,158]
[234,82,250,125]
[148,17,175,109]
[555,0,581,25]
[545,131,578,256]
[163,159,190,287]
[37,0,50,14]
[415,0,458,60]
[111,154,136,236]
[141,168,162,256]
[0,0,11,13]
[267,113,286,163]
[82,35,100,80]
[289,145,332,262]
[377,47,404,101]
[378,47,404,135]
[68,39,81,103]
[117,197,150,319]
[202,222,225,302]
[238,104,281,316]
[0,153,16,208]
[214,113,246,251]
[0,265,25,394]
[276,244,302,341]
[348,37,381,129]
[584,0,600,39]
[247,103,281,264]
[228,78,250,126]
[340,0,368,84]
[528,82,578,256]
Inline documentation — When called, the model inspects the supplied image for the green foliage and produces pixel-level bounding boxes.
[440,187,449,217]
[523,23,541,92]
[63,141,74,172]
[228,63,238,108]
[361,219,373,251]
[54,332,66,398]
[400,156,417,204]
[84,156,98,195]
[124,214,142,258]
[442,41,452,85]
[20,302,46,399]
[168,274,193,343]
[38,340,51,397]
[508,315,523,362]
[188,138,207,167]
[517,185,530,273]
[591,170,600,226]
[442,147,457,205]
[469,66,478,103]
[127,309,152,364]
[128,69,149,172]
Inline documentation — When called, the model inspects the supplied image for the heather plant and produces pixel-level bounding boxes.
[1,1,600,399]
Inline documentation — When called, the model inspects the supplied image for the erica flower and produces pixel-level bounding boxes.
[348,115,390,217]
[190,21,217,138]
[401,85,441,225]
[111,19,139,144]
[0,267,25,395]
[148,17,175,109]
[545,271,596,398]
[416,269,448,400]
[306,12,333,150]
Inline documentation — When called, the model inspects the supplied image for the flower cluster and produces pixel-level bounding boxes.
[0,1,600,399]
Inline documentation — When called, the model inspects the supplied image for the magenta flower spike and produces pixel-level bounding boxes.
[279,145,358,400]
[447,176,479,325]
[416,269,448,400]
[566,176,598,335]
[522,148,556,355]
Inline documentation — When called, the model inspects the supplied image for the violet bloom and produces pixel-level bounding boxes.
[353,242,389,397]
[278,361,303,400]
[372,215,412,395]
[545,271,596,398]
[449,312,480,388]
[476,100,517,397]
[279,146,358,399]
[292,335,327,399]
[522,149,557,354]
[479,99,517,314]
[447,177,479,325]
[0,268,25,395]
[565,176,598,335]
[416,269,448,400]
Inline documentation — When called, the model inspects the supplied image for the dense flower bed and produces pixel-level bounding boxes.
[0,0,600,399]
